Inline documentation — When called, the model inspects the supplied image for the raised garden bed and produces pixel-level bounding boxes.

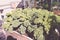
[2,8,60,40]
[7,31,32,40]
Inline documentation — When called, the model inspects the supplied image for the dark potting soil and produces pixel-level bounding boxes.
[7,36,17,40]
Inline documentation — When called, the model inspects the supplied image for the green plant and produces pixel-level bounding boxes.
[2,8,60,40]
[55,15,60,23]
[43,3,48,9]
[52,1,59,6]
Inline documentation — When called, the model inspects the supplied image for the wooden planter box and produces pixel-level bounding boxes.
[7,31,33,40]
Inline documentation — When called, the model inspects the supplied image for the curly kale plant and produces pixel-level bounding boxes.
[2,8,60,40]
